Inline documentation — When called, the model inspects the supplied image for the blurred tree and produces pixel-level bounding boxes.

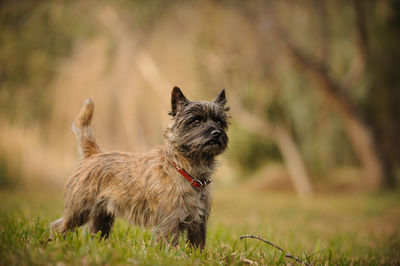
[365,0,400,186]
[231,94,314,196]
[1,0,398,191]
[0,0,94,123]
[238,0,398,190]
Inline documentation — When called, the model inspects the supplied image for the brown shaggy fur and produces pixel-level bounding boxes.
[50,87,229,249]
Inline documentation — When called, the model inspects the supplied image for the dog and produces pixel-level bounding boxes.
[50,87,229,249]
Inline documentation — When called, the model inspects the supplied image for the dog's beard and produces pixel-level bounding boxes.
[171,129,228,160]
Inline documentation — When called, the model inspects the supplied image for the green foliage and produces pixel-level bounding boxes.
[112,0,173,27]
[0,188,399,265]
[227,124,281,176]
[278,70,359,175]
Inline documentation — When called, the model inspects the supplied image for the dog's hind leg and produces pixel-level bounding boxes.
[88,210,115,239]
[50,209,90,239]
[49,217,65,240]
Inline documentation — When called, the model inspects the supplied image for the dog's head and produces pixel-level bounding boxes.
[166,87,229,161]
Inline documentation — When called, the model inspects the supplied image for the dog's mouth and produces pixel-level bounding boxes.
[204,138,224,147]
[204,140,219,146]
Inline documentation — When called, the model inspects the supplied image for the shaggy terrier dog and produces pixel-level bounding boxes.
[50,87,229,249]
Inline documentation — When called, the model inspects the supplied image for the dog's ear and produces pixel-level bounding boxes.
[214,89,227,107]
[170,86,188,116]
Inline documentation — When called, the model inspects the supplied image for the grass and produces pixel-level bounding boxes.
[0,186,399,265]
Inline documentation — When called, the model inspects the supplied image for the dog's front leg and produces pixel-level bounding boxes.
[187,222,206,250]
[154,222,181,246]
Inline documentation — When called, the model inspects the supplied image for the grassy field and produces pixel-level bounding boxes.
[1,186,399,265]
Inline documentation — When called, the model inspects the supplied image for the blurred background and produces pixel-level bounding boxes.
[1,0,400,196]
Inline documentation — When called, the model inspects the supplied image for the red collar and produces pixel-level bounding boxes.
[172,162,212,189]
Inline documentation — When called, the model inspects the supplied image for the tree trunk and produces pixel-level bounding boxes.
[273,125,313,196]
[232,98,314,196]
[271,23,387,189]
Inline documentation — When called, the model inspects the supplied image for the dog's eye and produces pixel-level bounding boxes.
[216,120,225,127]
[192,119,201,126]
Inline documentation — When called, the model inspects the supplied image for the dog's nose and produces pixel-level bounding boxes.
[211,129,222,137]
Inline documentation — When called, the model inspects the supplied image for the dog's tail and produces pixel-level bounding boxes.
[72,99,101,160]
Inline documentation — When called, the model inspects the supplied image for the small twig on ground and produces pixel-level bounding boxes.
[240,234,312,265]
